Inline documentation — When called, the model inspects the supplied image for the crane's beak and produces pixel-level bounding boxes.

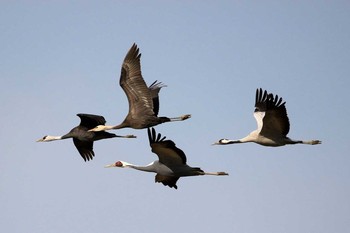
[36,138,44,142]
[104,164,116,168]
[211,141,220,145]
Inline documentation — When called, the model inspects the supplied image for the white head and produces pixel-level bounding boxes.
[212,139,231,145]
[36,135,61,142]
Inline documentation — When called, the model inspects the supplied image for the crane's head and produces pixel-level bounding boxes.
[105,161,131,168]
[212,139,232,145]
[36,135,60,142]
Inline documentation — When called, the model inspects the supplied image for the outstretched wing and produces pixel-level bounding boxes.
[73,138,94,161]
[77,114,106,129]
[119,43,155,118]
[148,128,187,166]
[254,88,290,136]
[155,174,179,189]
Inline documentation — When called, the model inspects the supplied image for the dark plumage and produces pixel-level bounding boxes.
[37,114,136,161]
[254,88,290,137]
[88,43,191,132]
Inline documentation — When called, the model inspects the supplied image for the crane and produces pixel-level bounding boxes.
[37,113,136,161]
[88,43,190,132]
[213,88,321,147]
[105,128,228,189]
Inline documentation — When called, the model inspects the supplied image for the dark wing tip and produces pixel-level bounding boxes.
[255,88,286,110]
[126,43,141,61]
[73,139,95,162]
[77,113,107,127]
[155,174,179,189]
[148,127,166,145]
[81,150,95,162]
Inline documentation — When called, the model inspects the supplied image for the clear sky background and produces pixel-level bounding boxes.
[1,1,349,233]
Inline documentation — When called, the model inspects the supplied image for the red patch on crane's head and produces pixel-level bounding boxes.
[115,161,123,167]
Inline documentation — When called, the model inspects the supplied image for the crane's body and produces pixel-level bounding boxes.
[213,88,321,147]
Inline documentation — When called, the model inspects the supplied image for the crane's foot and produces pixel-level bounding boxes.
[311,140,321,145]
[181,114,191,120]
[121,135,137,138]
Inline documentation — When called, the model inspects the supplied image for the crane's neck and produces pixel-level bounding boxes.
[43,135,63,141]
[111,120,130,130]
[124,162,158,173]
[99,125,116,131]
[95,122,128,131]
[125,161,173,175]
[239,132,259,143]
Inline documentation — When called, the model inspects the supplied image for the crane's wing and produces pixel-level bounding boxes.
[148,128,187,167]
[119,43,155,118]
[73,138,94,162]
[77,114,106,129]
[254,88,290,137]
[155,174,179,189]
[148,81,166,116]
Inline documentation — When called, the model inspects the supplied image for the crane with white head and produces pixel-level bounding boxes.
[37,114,136,161]
[213,88,321,147]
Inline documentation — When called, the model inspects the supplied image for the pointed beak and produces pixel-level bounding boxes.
[104,164,116,168]
[36,138,44,142]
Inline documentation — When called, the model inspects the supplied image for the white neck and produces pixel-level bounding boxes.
[124,161,158,173]
[124,161,173,175]
[89,125,115,132]
[239,132,258,143]
[103,125,116,130]
[42,135,63,142]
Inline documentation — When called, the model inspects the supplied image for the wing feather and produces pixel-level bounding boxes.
[77,114,107,129]
[73,138,95,162]
[119,43,155,118]
[254,88,290,136]
[148,128,186,166]
[148,81,166,116]
[155,174,179,189]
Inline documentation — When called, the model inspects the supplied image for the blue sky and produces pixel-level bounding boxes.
[1,1,349,233]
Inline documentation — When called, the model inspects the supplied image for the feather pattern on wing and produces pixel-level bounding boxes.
[73,138,94,161]
[119,43,155,118]
[155,174,179,189]
[148,128,187,167]
[255,88,290,136]
[148,81,166,116]
[77,114,107,129]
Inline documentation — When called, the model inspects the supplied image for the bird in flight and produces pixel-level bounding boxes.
[213,88,321,147]
[105,128,228,189]
[37,113,136,161]
[89,43,191,132]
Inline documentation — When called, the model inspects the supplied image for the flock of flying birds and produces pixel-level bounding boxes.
[37,43,321,189]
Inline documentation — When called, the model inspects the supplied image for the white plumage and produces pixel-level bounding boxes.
[213,88,321,147]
